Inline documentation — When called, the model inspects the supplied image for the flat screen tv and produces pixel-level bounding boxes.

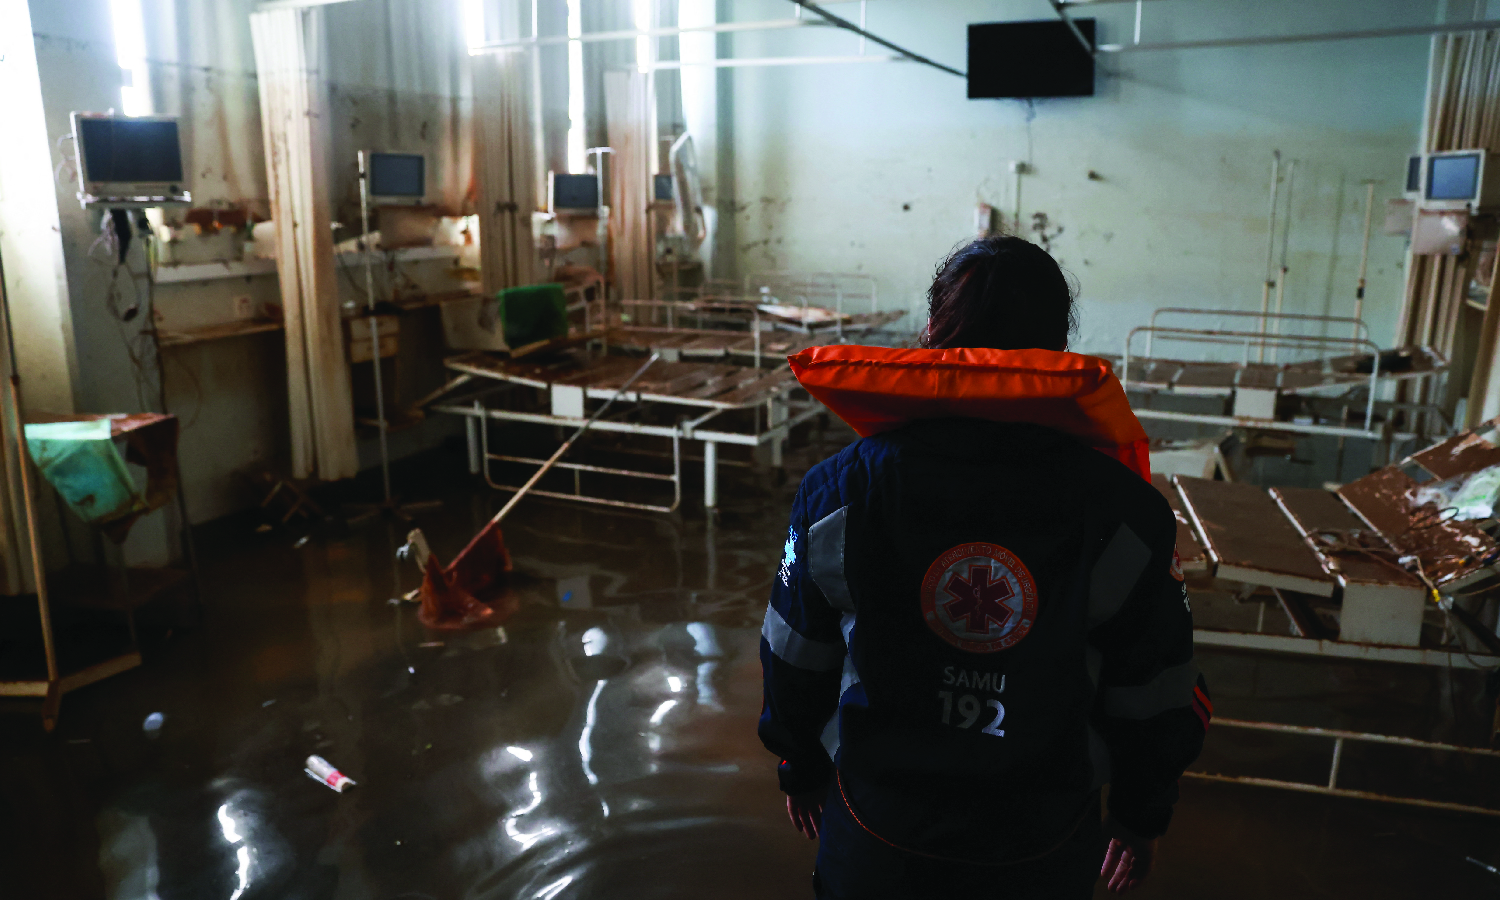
[968,19,1095,99]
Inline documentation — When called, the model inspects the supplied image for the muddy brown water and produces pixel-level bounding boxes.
[3,438,1499,899]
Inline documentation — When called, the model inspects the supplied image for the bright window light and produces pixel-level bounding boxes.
[463,0,486,51]
[634,0,652,73]
[109,0,149,115]
[567,0,585,174]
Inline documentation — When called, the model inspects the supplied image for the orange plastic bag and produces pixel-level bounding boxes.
[788,345,1150,480]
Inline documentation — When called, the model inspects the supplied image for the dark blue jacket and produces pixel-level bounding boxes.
[759,418,1209,863]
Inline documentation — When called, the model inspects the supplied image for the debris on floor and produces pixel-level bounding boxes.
[305,755,356,792]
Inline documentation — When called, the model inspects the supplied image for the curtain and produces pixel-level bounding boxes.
[474,50,539,298]
[606,69,655,301]
[583,0,637,155]
[322,0,474,217]
[142,0,268,213]
[250,8,358,481]
[1397,30,1500,427]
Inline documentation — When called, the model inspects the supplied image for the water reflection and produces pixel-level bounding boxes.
[78,469,815,900]
[504,771,552,851]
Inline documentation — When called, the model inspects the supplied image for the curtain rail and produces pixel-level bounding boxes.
[472,18,816,53]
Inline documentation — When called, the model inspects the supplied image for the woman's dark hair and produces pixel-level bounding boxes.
[922,235,1077,351]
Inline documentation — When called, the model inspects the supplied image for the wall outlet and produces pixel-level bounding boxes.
[233,295,256,320]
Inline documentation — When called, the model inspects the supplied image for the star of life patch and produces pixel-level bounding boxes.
[779,527,796,587]
[920,542,1038,653]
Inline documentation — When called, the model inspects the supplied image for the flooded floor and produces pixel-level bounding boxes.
[3,437,1500,899]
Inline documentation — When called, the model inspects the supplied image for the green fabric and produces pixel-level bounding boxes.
[24,419,146,525]
[499,283,568,349]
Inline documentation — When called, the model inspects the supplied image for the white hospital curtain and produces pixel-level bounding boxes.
[250,8,358,481]
[474,50,538,297]
[606,69,656,302]
[142,0,269,213]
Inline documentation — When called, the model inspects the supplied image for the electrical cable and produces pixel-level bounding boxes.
[787,1,964,78]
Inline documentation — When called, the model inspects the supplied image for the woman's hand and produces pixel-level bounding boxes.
[1100,815,1157,894]
[786,789,826,840]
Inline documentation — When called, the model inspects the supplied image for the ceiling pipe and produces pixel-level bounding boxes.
[472,18,818,53]
[1098,18,1500,53]
[788,0,965,78]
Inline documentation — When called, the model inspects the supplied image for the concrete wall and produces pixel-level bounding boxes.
[721,0,1439,356]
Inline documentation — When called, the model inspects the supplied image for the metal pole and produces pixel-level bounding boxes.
[474,17,815,51]
[703,439,718,509]
[357,151,393,504]
[1098,18,1500,53]
[0,247,59,689]
[788,1,966,78]
[1259,151,1282,364]
[1327,736,1344,789]
[1048,0,1096,56]
[1354,181,1376,338]
[1272,158,1296,362]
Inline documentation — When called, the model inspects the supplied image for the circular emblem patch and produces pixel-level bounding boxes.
[920,542,1038,653]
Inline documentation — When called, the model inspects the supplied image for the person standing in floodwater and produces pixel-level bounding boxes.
[758,235,1210,898]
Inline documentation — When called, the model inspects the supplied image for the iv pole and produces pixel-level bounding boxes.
[345,151,439,522]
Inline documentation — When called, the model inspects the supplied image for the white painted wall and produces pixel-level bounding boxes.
[722,0,1437,357]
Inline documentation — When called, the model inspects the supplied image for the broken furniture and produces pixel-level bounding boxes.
[1108,308,1447,444]
[1167,424,1500,816]
[425,350,819,512]
[2,412,190,731]
[742,271,906,340]
[1161,421,1500,667]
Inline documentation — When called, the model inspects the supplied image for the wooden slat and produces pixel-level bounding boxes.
[1338,466,1495,586]
[1408,431,1500,480]
[1123,358,1184,388]
[713,368,796,407]
[1151,474,1209,572]
[1172,362,1237,394]
[681,368,764,400]
[1236,363,1281,391]
[1175,476,1335,596]
[1270,486,1422,588]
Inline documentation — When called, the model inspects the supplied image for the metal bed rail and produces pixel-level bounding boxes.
[1123,324,1384,432]
[1144,307,1372,359]
[1185,716,1500,818]
[743,271,879,341]
[437,395,823,511]
[616,298,765,367]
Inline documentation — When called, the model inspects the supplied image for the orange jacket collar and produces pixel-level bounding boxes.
[788,345,1150,480]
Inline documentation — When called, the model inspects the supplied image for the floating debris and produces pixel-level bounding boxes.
[305,755,355,792]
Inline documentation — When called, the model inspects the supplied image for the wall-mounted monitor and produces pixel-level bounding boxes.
[71,113,189,207]
[550,172,600,214]
[366,152,425,204]
[967,19,1095,99]
[1405,154,1423,197]
[1423,149,1500,210]
[654,173,674,202]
